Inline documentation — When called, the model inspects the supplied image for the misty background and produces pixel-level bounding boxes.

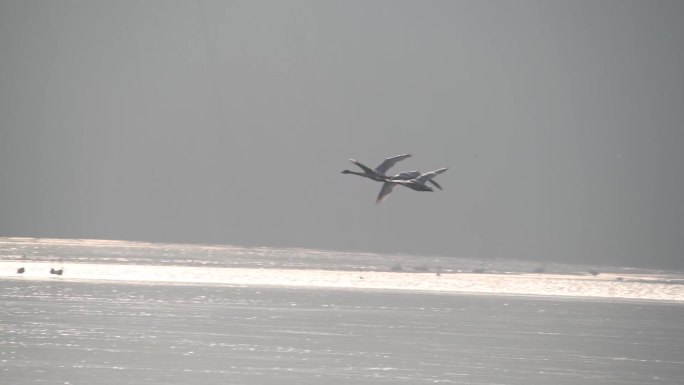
[1,0,682,269]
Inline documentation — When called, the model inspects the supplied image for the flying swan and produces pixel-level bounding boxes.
[377,168,448,203]
[341,154,412,181]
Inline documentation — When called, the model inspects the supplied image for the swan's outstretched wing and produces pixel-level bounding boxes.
[376,182,396,204]
[429,179,443,190]
[416,168,447,185]
[349,159,378,176]
[374,154,412,175]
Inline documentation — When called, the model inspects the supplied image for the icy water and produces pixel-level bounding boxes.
[2,238,684,384]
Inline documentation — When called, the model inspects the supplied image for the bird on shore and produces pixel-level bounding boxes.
[17,267,25,274]
[50,268,63,276]
[341,154,412,182]
[377,168,448,203]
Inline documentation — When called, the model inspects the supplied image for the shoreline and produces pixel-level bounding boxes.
[3,261,683,303]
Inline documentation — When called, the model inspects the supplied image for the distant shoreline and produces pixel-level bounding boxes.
[2,236,682,275]
[3,261,683,303]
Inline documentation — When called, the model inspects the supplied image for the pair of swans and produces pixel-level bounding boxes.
[341,154,447,203]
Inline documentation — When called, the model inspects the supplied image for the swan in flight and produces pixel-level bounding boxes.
[389,170,443,190]
[341,154,442,189]
[341,154,412,181]
[377,168,448,203]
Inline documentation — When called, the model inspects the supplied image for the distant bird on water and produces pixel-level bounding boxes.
[17,267,25,274]
[377,168,448,203]
[50,268,63,276]
[341,154,412,182]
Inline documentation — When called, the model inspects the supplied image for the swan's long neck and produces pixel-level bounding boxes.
[342,170,367,177]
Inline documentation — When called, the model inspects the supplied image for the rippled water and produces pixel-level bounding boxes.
[1,238,683,384]
[3,281,684,385]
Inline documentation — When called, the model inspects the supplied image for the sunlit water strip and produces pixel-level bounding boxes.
[1,261,683,302]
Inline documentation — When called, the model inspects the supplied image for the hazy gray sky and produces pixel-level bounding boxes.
[1,0,683,269]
